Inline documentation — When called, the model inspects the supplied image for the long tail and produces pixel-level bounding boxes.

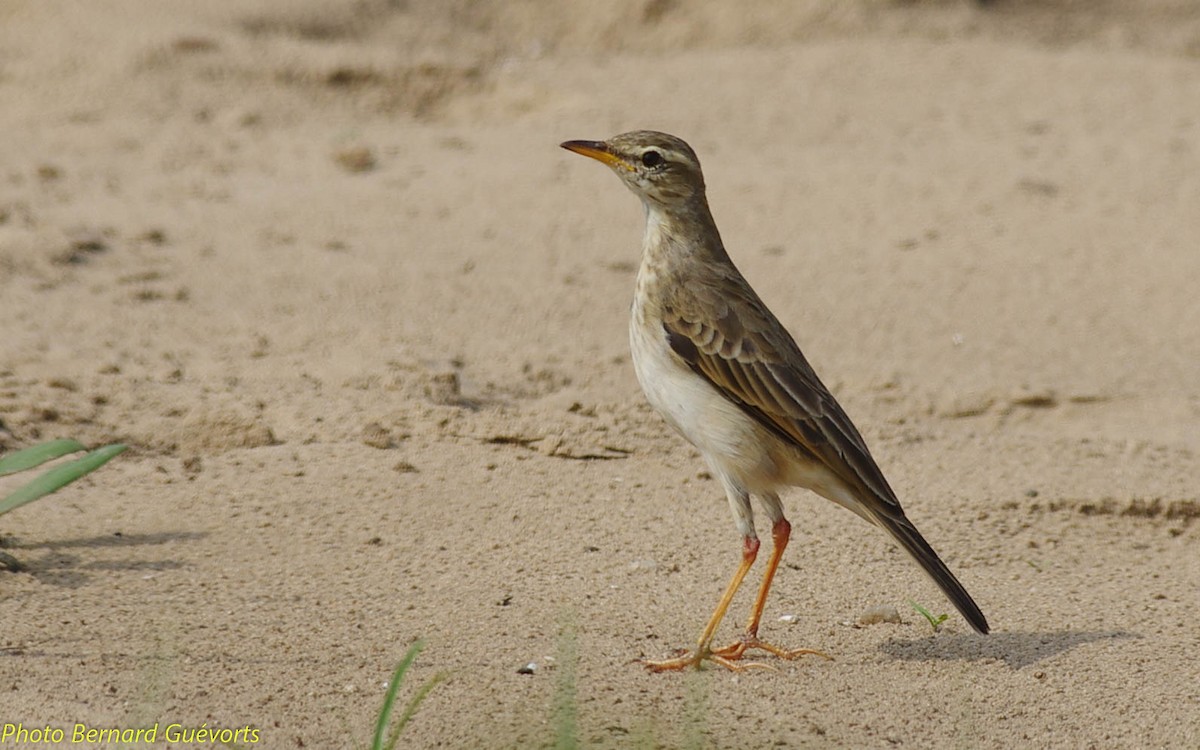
[876,514,990,634]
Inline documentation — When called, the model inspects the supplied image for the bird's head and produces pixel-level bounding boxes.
[560,130,706,208]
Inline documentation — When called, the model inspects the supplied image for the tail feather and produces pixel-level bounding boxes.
[877,514,990,634]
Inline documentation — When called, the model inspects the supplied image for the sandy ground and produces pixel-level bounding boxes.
[2,1,1199,748]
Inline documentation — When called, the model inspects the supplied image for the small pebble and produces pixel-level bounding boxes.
[857,604,902,627]
[517,662,537,675]
[361,422,394,449]
[335,146,376,173]
[778,614,800,624]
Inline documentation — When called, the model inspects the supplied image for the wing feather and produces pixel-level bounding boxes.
[662,292,906,523]
[659,275,989,634]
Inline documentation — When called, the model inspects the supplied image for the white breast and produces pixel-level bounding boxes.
[629,291,785,494]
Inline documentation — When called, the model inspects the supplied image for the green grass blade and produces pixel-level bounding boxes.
[552,621,579,750]
[372,640,424,750]
[0,439,86,476]
[388,672,446,748]
[0,444,127,516]
[682,670,709,750]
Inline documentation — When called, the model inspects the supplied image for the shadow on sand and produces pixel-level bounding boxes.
[879,629,1138,670]
[1,531,207,588]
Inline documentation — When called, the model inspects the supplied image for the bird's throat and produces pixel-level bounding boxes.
[641,199,728,269]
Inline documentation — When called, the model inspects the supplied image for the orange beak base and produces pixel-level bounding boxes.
[560,140,634,171]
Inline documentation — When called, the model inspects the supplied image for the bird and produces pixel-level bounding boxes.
[560,131,989,672]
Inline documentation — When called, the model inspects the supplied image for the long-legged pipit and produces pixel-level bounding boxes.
[561,131,989,672]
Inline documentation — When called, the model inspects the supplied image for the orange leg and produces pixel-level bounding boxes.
[711,519,831,663]
[643,536,773,672]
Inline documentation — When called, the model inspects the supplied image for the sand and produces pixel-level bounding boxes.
[1,1,1198,747]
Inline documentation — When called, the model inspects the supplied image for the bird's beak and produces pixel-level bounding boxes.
[560,140,634,172]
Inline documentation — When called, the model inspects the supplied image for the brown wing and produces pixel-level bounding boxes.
[662,276,991,635]
[661,281,907,525]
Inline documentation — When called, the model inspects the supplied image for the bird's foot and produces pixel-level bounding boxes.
[641,635,831,672]
[641,645,777,673]
[710,634,833,663]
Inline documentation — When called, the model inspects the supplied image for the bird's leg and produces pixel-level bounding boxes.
[711,517,832,662]
[745,517,790,639]
[643,535,772,672]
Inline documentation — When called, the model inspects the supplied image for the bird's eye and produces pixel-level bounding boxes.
[641,150,664,168]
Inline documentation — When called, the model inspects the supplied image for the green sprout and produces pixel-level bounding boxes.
[908,600,949,632]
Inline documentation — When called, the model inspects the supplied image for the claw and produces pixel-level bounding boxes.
[642,636,828,672]
[710,635,832,662]
[641,649,773,673]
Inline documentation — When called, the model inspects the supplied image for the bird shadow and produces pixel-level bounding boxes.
[878,629,1138,670]
[1,531,207,589]
[6,530,207,551]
